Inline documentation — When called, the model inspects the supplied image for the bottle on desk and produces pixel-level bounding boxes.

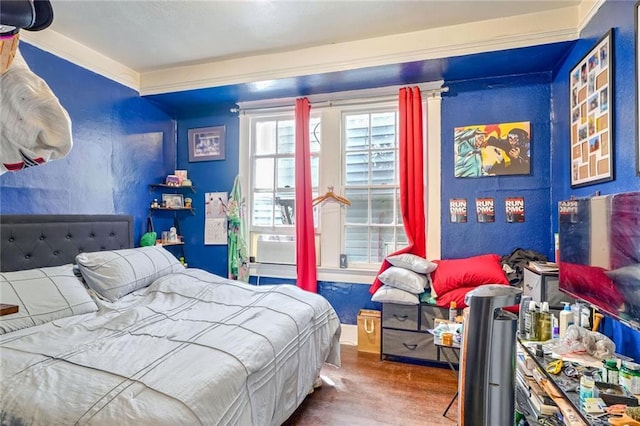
[559,302,573,338]
[524,300,538,340]
[448,301,457,322]
[538,302,552,342]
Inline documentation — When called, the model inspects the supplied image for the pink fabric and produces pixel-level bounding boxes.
[295,98,317,293]
[371,87,426,295]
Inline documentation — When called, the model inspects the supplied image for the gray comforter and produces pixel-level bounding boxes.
[0,269,341,425]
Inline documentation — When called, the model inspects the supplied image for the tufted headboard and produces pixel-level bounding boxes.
[0,215,133,272]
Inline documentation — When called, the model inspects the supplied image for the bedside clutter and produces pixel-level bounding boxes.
[371,252,517,367]
[371,253,513,310]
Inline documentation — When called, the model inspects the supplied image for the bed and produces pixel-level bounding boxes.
[0,215,341,425]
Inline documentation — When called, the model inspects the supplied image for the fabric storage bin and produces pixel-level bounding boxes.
[357,309,381,354]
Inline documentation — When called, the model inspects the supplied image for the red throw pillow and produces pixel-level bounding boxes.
[435,286,476,309]
[435,284,517,313]
[431,254,509,296]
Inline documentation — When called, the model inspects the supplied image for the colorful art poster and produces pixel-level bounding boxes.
[476,197,495,223]
[454,121,531,177]
[449,198,467,223]
[505,197,525,223]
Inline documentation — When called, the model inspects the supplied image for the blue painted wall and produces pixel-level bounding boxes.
[550,0,640,361]
[441,75,555,260]
[174,106,239,276]
[0,43,176,243]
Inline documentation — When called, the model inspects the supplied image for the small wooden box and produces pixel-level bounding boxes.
[0,304,19,316]
[357,309,381,354]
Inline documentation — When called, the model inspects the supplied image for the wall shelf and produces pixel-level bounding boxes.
[150,207,195,215]
[149,184,196,193]
[156,241,185,247]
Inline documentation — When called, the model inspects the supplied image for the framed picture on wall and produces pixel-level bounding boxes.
[453,121,531,177]
[188,126,226,162]
[636,1,640,175]
[569,29,614,188]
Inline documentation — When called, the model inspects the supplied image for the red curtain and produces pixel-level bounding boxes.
[295,97,317,292]
[370,87,426,294]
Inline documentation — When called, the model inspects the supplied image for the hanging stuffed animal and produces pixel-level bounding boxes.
[0,0,73,174]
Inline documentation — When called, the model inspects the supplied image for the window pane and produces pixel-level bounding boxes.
[278,120,295,154]
[254,158,274,190]
[344,189,368,224]
[371,150,396,185]
[310,117,321,153]
[395,188,403,224]
[345,114,369,150]
[275,191,295,225]
[371,112,397,149]
[345,152,369,185]
[345,226,368,263]
[277,158,294,189]
[396,226,408,250]
[371,188,395,225]
[369,227,395,263]
[255,121,276,155]
[253,193,274,227]
[311,155,320,188]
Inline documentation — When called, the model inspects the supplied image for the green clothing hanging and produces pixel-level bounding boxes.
[227,176,249,282]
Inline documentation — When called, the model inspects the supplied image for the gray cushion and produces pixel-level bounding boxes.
[378,266,427,294]
[371,285,420,305]
[0,264,98,334]
[386,253,437,274]
[76,246,184,302]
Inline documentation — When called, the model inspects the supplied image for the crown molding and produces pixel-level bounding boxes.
[20,29,140,91]
[140,6,579,95]
[577,0,606,33]
[21,5,587,96]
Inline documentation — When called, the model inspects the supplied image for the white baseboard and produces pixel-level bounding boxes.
[340,324,357,346]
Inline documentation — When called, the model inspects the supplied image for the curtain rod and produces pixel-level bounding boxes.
[233,81,448,114]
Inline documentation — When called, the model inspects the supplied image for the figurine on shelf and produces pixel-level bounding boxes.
[165,175,180,187]
[151,199,159,209]
[184,197,192,208]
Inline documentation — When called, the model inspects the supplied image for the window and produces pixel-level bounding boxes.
[250,115,320,232]
[343,110,407,264]
[239,83,442,279]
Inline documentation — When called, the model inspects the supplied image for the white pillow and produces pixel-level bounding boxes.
[0,264,98,334]
[76,246,184,302]
[386,253,437,274]
[378,266,427,294]
[371,285,420,305]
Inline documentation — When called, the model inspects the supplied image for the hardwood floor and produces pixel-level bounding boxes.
[284,345,459,426]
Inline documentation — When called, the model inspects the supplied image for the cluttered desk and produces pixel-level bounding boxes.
[517,336,640,426]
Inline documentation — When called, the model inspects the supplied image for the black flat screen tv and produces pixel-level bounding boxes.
[558,191,640,332]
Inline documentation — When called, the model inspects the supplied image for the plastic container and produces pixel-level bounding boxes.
[524,300,537,340]
[572,302,582,329]
[448,301,457,322]
[580,373,595,403]
[601,359,619,385]
[619,361,640,395]
[559,302,573,338]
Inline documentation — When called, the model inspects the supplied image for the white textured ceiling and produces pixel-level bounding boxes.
[46,0,582,73]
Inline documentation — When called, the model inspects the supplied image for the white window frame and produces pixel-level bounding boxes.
[238,83,444,283]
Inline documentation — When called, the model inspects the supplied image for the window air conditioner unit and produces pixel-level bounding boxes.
[256,235,296,265]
